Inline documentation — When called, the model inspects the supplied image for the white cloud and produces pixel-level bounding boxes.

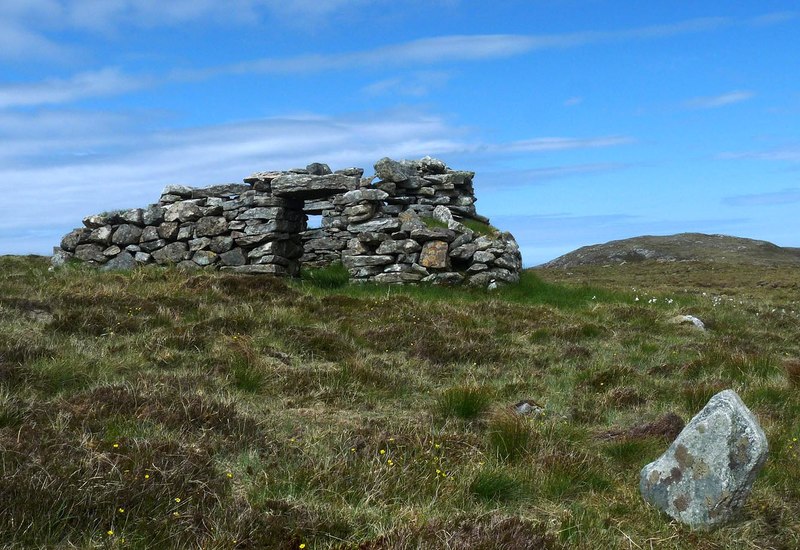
[482,163,630,187]
[362,71,453,97]
[718,146,800,163]
[750,11,798,26]
[0,68,148,109]
[0,0,454,34]
[723,188,800,207]
[0,106,635,256]
[496,136,635,153]
[684,90,755,109]
[0,20,73,61]
[563,97,583,107]
[0,109,466,235]
[0,110,134,162]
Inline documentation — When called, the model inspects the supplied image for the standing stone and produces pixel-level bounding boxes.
[419,240,449,269]
[640,390,768,530]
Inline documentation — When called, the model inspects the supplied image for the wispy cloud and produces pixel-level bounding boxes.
[0,109,467,232]
[684,90,755,109]
[0,20,74,62]
[2,11,792,106]
[497,136,635,153]
[723,188,800,207]
[362,71,453,97]
[0,105,637,256]
[563,97,583,107]
[482,163,631,187]
[0,0,459,35]
[750,11,798,26]
[717,146,800,163]
[0,68,149,109]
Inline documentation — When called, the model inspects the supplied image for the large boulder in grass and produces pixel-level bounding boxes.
[640,390,768,529]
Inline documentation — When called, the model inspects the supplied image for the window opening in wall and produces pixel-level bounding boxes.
[306,214,323,229]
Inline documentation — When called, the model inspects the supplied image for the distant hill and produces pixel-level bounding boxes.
[539,233,800,268]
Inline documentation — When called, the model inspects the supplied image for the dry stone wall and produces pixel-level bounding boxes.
[53,157,523,286]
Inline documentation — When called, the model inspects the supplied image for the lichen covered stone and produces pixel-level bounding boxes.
[640,390,767,529]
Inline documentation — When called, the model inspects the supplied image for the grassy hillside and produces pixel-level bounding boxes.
[2,256,800,549]
[541,233,800,269]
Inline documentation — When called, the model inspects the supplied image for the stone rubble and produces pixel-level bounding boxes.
[53,157,523,286]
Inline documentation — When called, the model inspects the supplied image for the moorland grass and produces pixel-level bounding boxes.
[1,256,800,548]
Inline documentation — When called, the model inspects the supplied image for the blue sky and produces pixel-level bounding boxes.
[1,1,798,265]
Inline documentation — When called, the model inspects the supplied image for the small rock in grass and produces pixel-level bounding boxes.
[513,399,544,416]
[669,315,706,330]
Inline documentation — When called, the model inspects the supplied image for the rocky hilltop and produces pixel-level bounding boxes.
[540,233,800,269]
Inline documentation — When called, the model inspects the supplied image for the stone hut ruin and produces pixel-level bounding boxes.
[53,157,522,286]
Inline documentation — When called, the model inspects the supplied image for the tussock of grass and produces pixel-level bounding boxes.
[469,469,523,501]
[301,262,350,289]
[2,255,800,547]
[438,385,493,420]
[459,218,499,237]
[488,412,532,461]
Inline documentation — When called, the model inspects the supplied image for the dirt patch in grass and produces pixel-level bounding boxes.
[598,411,685,442]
